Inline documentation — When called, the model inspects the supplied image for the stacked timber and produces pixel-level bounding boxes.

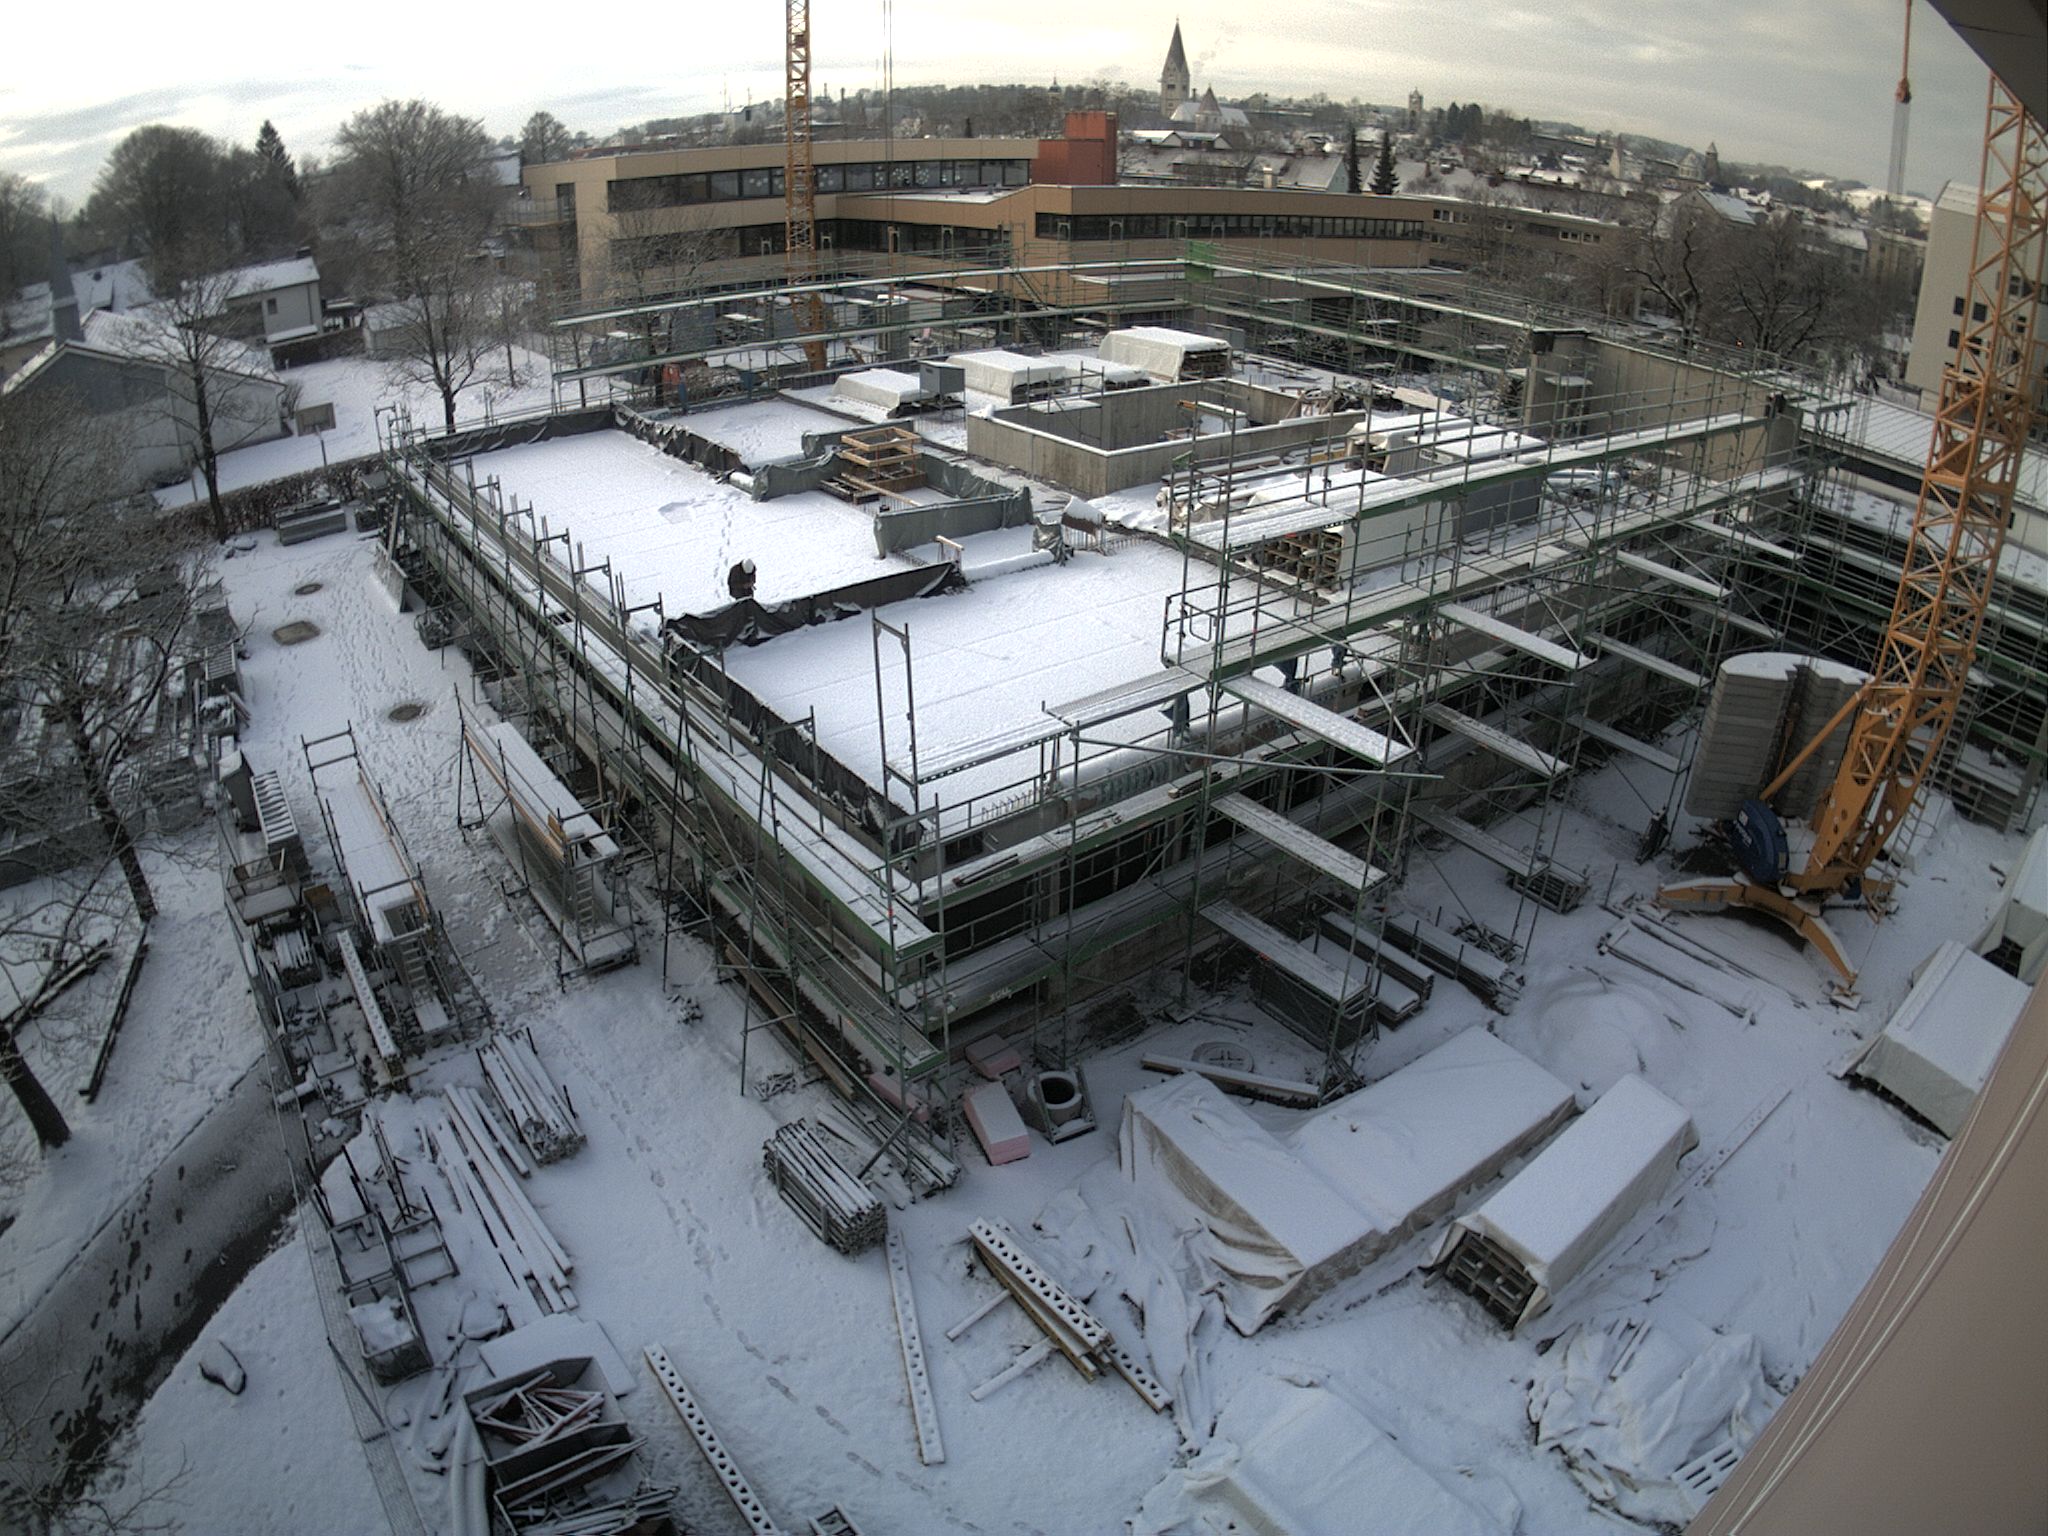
[428,1089,577,1313]
[966,1219,1171,1412]
[480,1030,584,1164]
[764,1120,887,1254]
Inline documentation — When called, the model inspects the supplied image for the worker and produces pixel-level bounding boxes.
[728,559,757,601]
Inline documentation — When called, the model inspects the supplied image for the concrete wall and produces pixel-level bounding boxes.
[969,397,1371,496]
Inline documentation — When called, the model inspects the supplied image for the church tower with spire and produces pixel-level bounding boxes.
[1160,23,1191,116]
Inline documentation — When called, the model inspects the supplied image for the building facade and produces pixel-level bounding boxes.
[1161,24,1191,117]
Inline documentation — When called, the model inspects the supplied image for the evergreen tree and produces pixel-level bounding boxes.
[256,119,299,200]
[1370,135,1399,195]
[1345,124,1362,194]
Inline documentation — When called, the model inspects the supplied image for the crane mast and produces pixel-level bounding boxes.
[1662,78,2046,991]
[783,0,829,370]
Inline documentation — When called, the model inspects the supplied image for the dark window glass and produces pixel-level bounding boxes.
[816,164,844,192]
[742,168,772,198]
[710,170,740,200]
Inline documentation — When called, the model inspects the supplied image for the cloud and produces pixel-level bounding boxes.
[0,0,1998,205]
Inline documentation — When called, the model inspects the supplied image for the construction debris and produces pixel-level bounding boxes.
[763,1120,887,1254]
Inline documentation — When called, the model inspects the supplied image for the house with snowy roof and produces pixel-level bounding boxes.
[0,257,153,379]
[218,253,323,345]
[2,290,287,489]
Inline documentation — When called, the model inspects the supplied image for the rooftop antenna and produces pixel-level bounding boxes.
[1886,0,1912,198]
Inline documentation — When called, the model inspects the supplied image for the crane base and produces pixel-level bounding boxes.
[1655,876,1858,996]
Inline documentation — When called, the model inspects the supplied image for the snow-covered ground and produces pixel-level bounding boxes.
[154,346,558,508]
[59,517,2017,1535]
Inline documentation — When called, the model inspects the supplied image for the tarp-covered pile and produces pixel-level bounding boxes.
[1435,1072,1696,1328]
[1099,325,1231,381]
[1848,939,2031,1135]
[1132,1377,1518,1536]
[832,368,927,412]
[1121,1028,1574,1332]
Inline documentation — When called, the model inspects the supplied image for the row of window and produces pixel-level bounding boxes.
[1034,212,1426,242]
[612,220,1013,266]
[609,159,1029,212]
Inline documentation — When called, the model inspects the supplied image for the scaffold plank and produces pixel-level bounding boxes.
[1614,549,1729,600]
[1202,900,1377,1005]
[1223,675,1411,767]
[1587,634,1706,690]
[1423,705,1568,779]
[1411,805,1546,880]
[1569,715,1684,774]
[1213,793,1387,896]
[1687,518,1799,562]
[1438,603,1590,672]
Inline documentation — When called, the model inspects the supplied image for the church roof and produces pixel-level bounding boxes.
[1162,22,1188,79]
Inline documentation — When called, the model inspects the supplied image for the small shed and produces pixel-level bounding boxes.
[1434,1073,1696,1329]
[1848,941,2032,1135]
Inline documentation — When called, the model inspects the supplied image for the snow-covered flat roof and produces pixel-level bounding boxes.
[465,428,918,617]
[724,535,1193,803]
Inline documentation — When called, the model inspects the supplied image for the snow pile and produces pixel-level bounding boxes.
[1132,1376,1519,1536]
[1529,1311,1783,1525]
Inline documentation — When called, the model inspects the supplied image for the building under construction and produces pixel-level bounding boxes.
[370,247,2048,1171]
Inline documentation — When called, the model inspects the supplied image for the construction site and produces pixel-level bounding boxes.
[8,13,2047,1536]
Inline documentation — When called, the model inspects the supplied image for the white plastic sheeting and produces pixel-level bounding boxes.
[1975,822,2048,984]
[1435,1073,1697,1327]
[1098,325,1230,381]
[947,349,1075,402]
[1530,1311,1783,1526]
[1120,1028,1574,1333]
[1132,1377,1517,1536]
[1849,940,2031,1135]
[832,368,926,411]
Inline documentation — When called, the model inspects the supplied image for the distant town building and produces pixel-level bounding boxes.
[1408,90,1424,134]
[1160,23,1191,117]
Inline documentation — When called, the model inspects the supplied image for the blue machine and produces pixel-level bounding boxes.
[1730,798,1790,887]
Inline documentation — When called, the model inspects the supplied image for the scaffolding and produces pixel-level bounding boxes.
[455,694,639,979]
[390,249,1848,1125]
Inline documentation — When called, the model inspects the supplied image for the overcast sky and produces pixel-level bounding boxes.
[0,0,1997,211]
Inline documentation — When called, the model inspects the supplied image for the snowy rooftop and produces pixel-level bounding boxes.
[222,255,321,299]
[464,427,918,617]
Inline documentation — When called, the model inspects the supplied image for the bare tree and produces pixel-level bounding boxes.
[371,269,527,431]
[333,101,507,431]
[0,390,202,945]
[1622,201,1719,351]
[1716,215,1857,360]
[0,172,49,296]
[84,127,227,272]
[519,110,574,166]
[112,244,280,540]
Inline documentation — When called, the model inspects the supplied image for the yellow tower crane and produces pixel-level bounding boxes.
[1660,78,2047,992]
[784,0,830,371]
